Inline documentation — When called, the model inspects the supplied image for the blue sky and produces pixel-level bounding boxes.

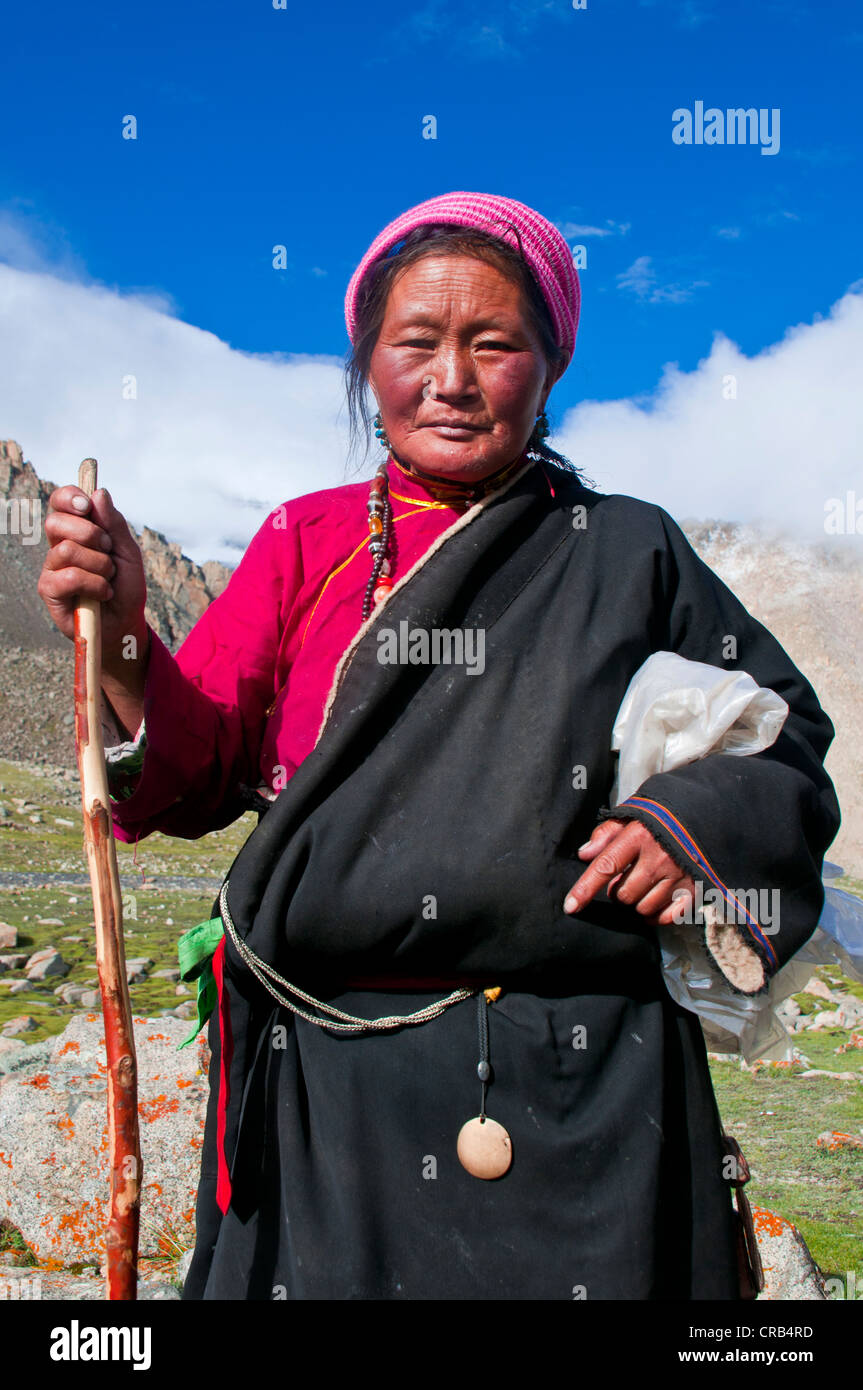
[1,0,861,557]
[4,0,861,410]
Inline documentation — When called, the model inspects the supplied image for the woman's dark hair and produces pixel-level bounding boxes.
[344,223,579,474]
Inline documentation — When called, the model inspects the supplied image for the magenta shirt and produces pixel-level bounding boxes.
[110,460,470,843]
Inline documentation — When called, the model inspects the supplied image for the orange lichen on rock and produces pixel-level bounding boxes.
[816,1130,863,1152]
[26,1074,51,1089]
[57,1040,81,1056]
[751,1206,791,1239]
[138,1094,180,1123]
[55,1114,75,1141]
[751,1058,803,1074]
[0,1152,13,1170]
[55,1203,106,1251]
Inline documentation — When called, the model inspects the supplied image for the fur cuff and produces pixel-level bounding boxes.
[702,903,767,995]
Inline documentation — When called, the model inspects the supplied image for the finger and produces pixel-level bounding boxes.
[577,819,625,859]
[48,484,97,517]
[38,565,114,605]
[607,848,678,908]
[653,885,697,927]
[564,822,647,913]
[87,488,141,562]
[43,537,116,580]
[44,509,114,553]
[631,876,690,918]
[605,856,667,911]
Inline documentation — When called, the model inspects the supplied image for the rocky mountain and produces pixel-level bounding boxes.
[0,441,232,767]
[1,441,861,873]
[681,519,863,878]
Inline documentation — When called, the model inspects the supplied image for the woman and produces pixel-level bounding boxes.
[38,192,840,1300]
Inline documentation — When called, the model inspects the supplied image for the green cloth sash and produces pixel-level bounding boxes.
[177,915,224,1049]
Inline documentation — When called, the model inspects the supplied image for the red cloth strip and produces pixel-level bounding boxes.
[212,937,234,1215]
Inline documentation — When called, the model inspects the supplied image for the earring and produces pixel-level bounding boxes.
[535,409,550,439]
[373,412,392,451]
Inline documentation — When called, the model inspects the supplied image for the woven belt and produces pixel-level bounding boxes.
[218,880,477,1036]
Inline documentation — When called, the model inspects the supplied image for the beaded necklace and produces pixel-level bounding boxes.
[362,450,532,621]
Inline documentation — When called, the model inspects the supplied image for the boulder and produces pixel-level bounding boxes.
[125,958,154,985]
[24,947,69,982]
[164,1002,195,1020]
[776,997,801,1019]
[753,1207,826,1300]
[802,977,834,1002]
[54,983,90,1005]
[806,1009,842,1030]
[0,924,17,949]
[0,1037,27,1073]
[2,1016,38,1037]
[816,1130,863,1152]
[0,1014,209,1264]
[838,997,863,1028]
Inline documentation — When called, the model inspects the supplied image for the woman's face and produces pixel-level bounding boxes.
[368,254,564,483]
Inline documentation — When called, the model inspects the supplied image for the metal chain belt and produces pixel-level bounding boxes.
[218,880,476,1035]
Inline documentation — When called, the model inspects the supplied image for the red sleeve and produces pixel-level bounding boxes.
[110,507,300,842]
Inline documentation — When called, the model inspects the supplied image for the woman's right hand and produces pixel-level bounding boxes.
[38,484,149,668]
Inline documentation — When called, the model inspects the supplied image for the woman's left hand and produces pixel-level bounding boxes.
[563,819,695,926]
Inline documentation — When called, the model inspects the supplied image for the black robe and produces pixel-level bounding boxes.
[183,462,839,1301]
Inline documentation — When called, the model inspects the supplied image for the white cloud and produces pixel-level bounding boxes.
[0,258,352,566]
[616,255,709,304]
[559,219,630,239]
[553,285,863,539]
[3,221,861,572]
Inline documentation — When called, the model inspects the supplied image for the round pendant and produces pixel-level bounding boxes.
[457,1115,512,1180]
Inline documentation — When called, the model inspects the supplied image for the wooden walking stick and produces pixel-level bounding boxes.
[73,457,141,1300]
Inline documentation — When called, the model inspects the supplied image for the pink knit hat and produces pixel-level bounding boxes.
[344,191,580,362]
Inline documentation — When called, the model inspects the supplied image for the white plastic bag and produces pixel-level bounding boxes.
[611,651,788,806]
[606,651,862,1061]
